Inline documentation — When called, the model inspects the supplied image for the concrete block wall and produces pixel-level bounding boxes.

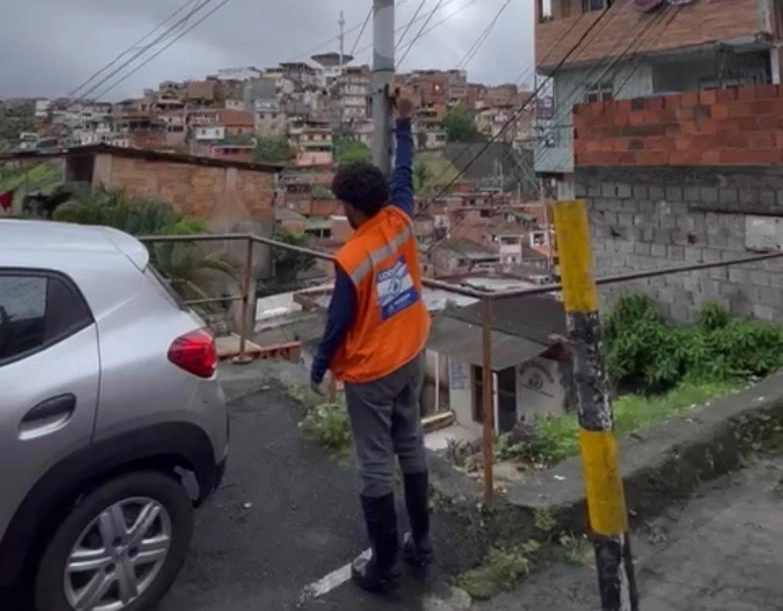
[575,166,783,322]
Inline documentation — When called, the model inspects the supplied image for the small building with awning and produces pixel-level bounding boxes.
[427,294,571,435]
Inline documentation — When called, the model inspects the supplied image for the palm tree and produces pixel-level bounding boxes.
[52,185,238,302]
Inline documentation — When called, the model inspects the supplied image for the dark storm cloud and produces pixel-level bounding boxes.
[0,0,534,99]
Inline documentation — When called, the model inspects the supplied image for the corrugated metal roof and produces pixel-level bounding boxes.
[427,315,549,371]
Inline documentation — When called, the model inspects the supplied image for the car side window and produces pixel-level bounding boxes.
[0,271,93,366]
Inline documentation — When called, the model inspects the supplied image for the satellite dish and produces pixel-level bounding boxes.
[634,0,665,10]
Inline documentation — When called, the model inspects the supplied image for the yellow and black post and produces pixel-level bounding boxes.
[553,199,639,611]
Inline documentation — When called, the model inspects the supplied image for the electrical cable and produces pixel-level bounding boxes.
[91,0,232,101]
[425,3,679,254]
[457,0,514,70]
[437,4,675,251]
[534,2,673,169]
[350,7,374,57]
[423,6,610,195]
[396,0,429,51]
[352,0,477,61]
[398,0,446,66]
[419,5,616,222]
[75,0,218,102]
[68,0,205,99]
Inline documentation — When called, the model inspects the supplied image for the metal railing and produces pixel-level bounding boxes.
[140,228,783,504]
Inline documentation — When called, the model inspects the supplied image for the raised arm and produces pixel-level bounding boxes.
[389,96,415,217]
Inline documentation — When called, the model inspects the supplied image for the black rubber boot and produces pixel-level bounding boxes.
[351,493,402,592]
[402,471,434,567]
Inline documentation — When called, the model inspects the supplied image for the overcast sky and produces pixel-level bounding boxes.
[0,0,535,100]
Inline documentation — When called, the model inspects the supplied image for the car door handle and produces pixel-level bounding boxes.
[19,394,76,439]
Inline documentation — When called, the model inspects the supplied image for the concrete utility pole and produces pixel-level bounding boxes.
[372,0,395,175]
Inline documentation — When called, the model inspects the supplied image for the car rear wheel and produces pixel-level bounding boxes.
[34,471,193,611]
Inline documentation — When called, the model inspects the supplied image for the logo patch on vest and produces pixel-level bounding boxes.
[376,256,420,320]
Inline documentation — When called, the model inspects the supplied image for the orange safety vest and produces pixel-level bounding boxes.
[330,205,431,383]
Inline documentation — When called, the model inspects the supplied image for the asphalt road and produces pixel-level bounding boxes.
[158,387,463,611]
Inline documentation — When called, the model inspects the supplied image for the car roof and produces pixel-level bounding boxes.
[0,219,149,269]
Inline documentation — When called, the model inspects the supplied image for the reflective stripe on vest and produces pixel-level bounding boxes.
[348,223,414,285]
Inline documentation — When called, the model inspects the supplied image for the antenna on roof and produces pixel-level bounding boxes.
[338,11,346,74]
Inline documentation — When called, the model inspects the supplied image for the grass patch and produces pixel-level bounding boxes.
[484,380,737,471]
[298,401,353,460]
[533,508,556,533]
[559,532,590,565]
[456,540,540,600]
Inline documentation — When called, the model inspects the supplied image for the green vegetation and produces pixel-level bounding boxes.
[559,532,590,565]
[253,136,295,164]
[413,155,461,195]
[0,162,63,210]
[442,105,480,143]
[311,186,335,200]
[606,294,783,392]
[272,227,315,281]
[53,185,238,300]
[0,114,35,141]
[298,400,353,460]
[334,136,372,163]
[533,509,556,534]
[494,379,737,470]
[456,541,540,600]
[224,134,255,146]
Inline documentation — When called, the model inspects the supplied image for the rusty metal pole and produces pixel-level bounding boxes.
[232,238,254,365]
[481,296,494,506]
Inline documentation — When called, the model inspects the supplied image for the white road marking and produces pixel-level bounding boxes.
[297,548,371,605]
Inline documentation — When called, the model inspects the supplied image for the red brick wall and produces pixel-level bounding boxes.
[93,154,276,223]
[311,199,342,217]
[536,0,764,71]
[574,84,783,167]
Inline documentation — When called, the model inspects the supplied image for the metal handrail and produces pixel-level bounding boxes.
[140,231,783,300]
[140,230,783,506]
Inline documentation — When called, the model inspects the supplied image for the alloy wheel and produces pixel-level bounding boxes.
[63,497,172,611]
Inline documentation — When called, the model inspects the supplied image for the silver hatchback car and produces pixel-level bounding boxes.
[0,219,229,611]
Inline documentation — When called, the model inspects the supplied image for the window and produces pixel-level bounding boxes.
[585,82,614,103]
[582,0,608,11]
[538,0,553,22]
[0,271,93,365]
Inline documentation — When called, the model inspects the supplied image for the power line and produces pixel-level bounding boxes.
[396,0,429,51]
[352,0,477,61]
[434,10,595,198]
[398,0,446,66]
[288,0,417,63]
[350,7,374,57]
[91,0,232,101]
[68,0,204,99]
[457,0,513,70]
[442,0,635,189]
[433,4,676,254]
[534,2,673,169]
[424,6,664,254]
[74,0,218,103]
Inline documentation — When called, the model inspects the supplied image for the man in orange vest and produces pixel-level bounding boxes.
[310,93,432,592]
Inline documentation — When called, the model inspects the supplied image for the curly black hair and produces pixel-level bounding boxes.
[331,162,389,216]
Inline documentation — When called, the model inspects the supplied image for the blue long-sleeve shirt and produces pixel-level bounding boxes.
[310,118,414,384]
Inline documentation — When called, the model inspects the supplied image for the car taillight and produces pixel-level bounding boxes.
[168,328,217,378]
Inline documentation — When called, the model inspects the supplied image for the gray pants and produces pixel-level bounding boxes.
[344,353,428,498]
